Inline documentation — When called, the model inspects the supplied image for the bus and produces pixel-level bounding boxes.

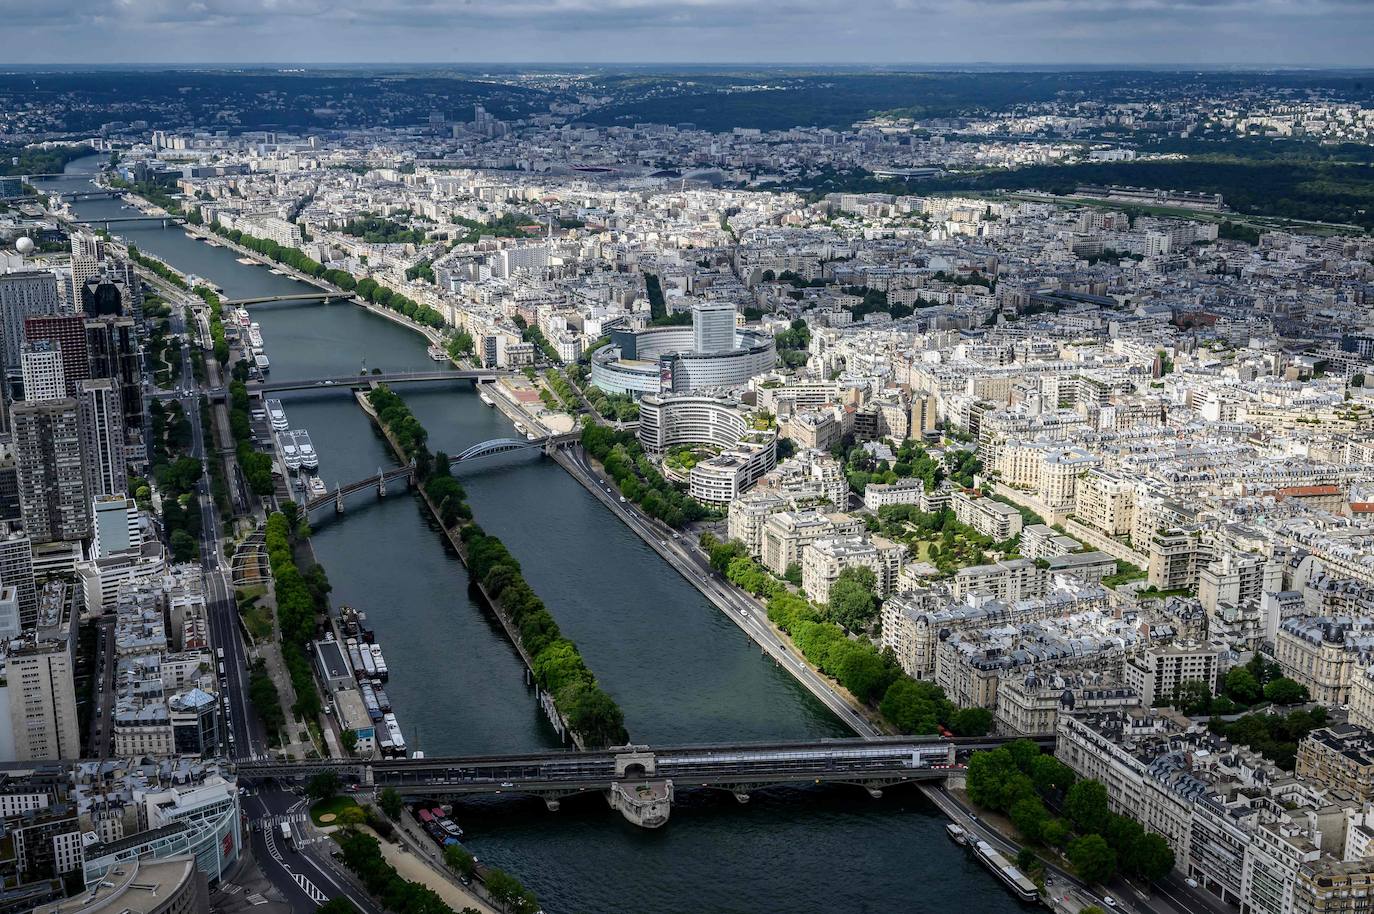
[217,647,225,660]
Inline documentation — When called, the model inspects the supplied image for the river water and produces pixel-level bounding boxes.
[39,157,1028,914]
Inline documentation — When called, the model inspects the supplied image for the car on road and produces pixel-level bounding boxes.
[1185,878,1199,889]
[673,533,681,539]
[500,781,514,788]
[1102,897,1117,908]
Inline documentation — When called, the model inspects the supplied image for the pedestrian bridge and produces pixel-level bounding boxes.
[233,734,1051,828]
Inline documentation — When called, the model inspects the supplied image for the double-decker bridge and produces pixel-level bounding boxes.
[234,735,1050,828]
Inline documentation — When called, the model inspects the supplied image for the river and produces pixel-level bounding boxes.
[39,156,1028,914]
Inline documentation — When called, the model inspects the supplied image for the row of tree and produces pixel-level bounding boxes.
[335,828,481,914]
[227,375,276,497]
[966,741,1174,886]
[363,387,627,748]
[207,222,446,330]
[699,534,991,736]
[264,510,332,722]
[147,398,203,563]
[463,526,628,748]
[566,364,639,422]
[580,423,712,529]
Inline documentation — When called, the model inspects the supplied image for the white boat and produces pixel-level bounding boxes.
[280,437,302,471]
[427,345,447,361]
[308,476,328,498]
[294,430,319,472]
[513,421,526,434]
[479,391,494,407]
[254,352,270,372]
[235,257,257,265]
[266,399,288,431]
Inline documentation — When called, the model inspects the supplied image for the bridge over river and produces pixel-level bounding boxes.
[246,369,507,394]
[234,734,1050,828]
[303,432,581,516]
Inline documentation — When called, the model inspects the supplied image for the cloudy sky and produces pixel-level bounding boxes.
[0,0,1371,66]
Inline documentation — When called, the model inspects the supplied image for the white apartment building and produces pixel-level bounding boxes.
[801,535,904,605]
[3,638,80,761]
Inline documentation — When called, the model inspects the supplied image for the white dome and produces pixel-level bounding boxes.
[14,236,34,255]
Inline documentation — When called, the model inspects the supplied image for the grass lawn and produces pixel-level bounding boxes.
[241,603,274,642]
[310,795,360,826]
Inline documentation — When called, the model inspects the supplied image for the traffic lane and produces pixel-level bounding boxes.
[250,789,384,914]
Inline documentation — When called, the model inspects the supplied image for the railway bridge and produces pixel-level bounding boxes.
[233,734,1051,828]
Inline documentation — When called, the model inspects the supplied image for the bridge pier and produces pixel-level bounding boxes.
[606,780,673,828]
[544,798,561,813]
[866,787,884,800]
[733,792,751,805]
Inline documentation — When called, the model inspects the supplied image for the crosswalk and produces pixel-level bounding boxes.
[293,872,328,903]
[258,812,328,906]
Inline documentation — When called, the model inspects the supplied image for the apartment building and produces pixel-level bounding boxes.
[759,510,863,575]
[950,489,1023,542]
[1295,724,1374,803]
[800,534,904,605]
[1123,643,1222,706]
[1275,616,1374,706]
[2,637,80,761]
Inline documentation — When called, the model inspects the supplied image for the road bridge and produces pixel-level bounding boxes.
[234,734,1052,827]
[302,432,579,517]
[74,215,187,228]
[57,189,122,201]
[223,292,357,307]
[246,369,504,394]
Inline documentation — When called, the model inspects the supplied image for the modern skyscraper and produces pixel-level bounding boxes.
[0,270,61,385]
[20,341,66,403]
[692,300,737,354]
[0,527,37,628]
[85,315,142,436]
[12,398,91,544]
[77,379,127,498]
[91,494,139,559]
[80,276,129,318]
[3,637,80,760]
[23,315,89,398]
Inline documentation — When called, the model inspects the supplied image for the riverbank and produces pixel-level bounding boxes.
[552,442,886,738]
